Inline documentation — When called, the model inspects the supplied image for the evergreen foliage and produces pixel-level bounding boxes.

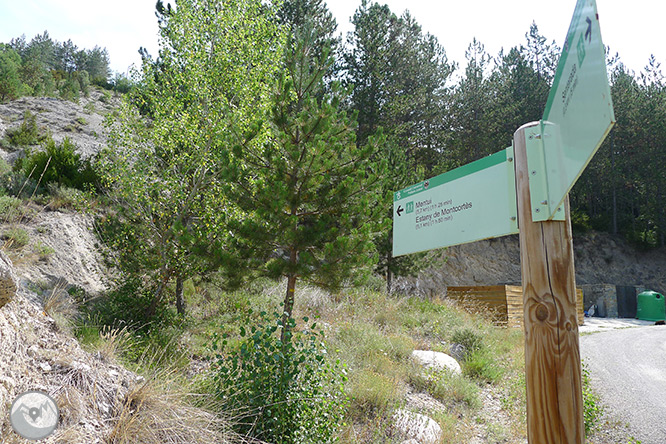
[1,31,111,102]
[220,3,387,323]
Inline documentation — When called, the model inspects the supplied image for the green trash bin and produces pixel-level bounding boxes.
[636,291,666,321]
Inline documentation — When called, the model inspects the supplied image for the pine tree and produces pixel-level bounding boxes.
[222,16,387,331]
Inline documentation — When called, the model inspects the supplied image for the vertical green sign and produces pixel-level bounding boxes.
[531,0,615,221]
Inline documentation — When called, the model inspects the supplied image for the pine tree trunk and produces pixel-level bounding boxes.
[281,247,298,343]
[175,275,185,315]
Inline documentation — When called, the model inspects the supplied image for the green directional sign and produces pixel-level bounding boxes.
[530,0,615,221]
[393,148,518,257]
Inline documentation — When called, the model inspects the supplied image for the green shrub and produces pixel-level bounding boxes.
[450,328,483,357]
[0,195,23,222]
[212,311,347,444]
[5,111,47,147]
[409,369,480,409]
[2,227,29,248]
[83,277,179,332]
[462,348,504,383]
[20,137,99,191]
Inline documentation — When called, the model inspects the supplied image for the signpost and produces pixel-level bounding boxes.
[392,0,614,442]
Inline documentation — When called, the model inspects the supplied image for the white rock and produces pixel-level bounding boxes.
[393,409,442,444]
[27,344,39,357]
[39,362,52,372]
[401,440,421,444]
[411,350,462,375]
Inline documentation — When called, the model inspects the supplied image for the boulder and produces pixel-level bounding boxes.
[393,409,442,444]
[411,350,461,375]
[0,251,17,309]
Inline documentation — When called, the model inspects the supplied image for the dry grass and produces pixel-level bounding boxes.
[96,326,134,364]
[106,366,233,444]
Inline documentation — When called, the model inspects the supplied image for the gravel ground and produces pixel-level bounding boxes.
[581,324,666,444]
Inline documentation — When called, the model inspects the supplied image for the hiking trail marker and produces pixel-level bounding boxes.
[393,1,614,442]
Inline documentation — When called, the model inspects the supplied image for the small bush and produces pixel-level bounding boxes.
[2,226,29,248]
[212,311,347,444]
[347,368,401,418]
[462,348,504,383]
[409,369,480,409]
[34,240,55,260]
[4,110,48,147]
[20,137,99,191]
[0,195,23,222]
[450,328,483,358]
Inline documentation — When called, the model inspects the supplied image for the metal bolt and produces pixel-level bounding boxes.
[531,170,537,175]
[508,157,513,162]
[529,135,533,140]
[510,216,517,221]
[535,209,540,213]
[557,207,562,212]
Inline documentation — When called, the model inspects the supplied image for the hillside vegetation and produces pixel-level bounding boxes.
[0,0,664,443]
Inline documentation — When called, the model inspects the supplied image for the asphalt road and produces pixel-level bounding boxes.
[580,325,666,444]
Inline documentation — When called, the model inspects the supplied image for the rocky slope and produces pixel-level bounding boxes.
[395,232,666,297]
[0,88,118,163]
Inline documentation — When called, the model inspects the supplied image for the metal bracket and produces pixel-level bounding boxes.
[505,145,519,231]
[525,121,565,222]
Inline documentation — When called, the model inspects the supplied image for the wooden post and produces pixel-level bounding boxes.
[514,122,584,444]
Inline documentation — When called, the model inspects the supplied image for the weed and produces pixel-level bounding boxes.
[34,240,55,260]
[4,110,48,147]
[582,359,604,434]
[409,368,480,410]
[83,102,96,114]
[347,368,403,419]
[0,195,23,223]
[2,226,29,248]
[462,348,505,383]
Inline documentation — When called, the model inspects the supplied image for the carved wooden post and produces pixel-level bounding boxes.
[514,122,584,444]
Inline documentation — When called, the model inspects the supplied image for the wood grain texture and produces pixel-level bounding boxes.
[514,123,584,444]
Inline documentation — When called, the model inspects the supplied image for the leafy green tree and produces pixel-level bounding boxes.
[0,45,23,102]
[101,0,284,317]
[221,16,387,332]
